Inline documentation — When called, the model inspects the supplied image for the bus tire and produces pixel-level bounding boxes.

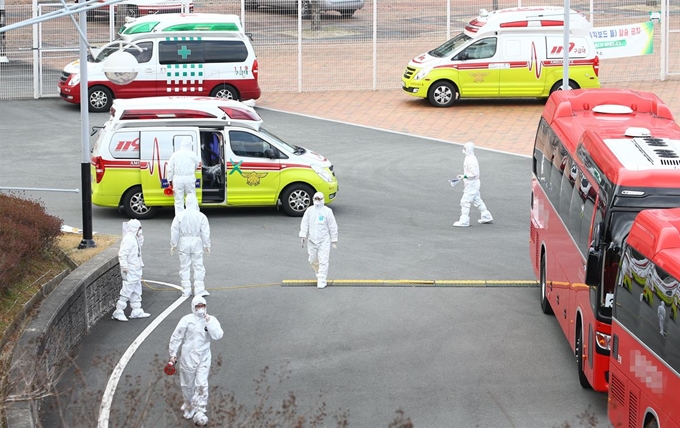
[576,326,592,389]
[540,252,553,315]
[280,183,314,217]
[122,186,158,219]
[88,86,114,113]
[549,80,579,95]
[210,84,239,100]
[427,81,459,107]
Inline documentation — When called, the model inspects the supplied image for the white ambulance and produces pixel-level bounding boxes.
[401,7,600,107]
[59,13,260,112]
[90,96,338,219]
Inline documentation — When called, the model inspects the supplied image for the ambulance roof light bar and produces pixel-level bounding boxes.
[115,107,261,122]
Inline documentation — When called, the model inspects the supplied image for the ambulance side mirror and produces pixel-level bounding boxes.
[264,148,277,159]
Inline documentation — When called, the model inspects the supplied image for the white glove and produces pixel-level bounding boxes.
[332,242,338,249]
[301,237,306,248]
[205,247,210,254]
[457,174,464,180]
[169,356,177,364]
[170,246,176,256]
[204,314,210,322]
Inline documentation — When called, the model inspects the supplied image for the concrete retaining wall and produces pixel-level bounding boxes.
[4,241,121,428]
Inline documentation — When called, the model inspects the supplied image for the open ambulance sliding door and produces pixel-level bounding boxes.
[139,127,201,207]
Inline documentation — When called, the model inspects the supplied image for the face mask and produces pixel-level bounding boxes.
[314,199,323,207]
[195,308,206,316]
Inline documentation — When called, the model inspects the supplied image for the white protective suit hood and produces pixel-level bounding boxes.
[180,136,193,151]
[185,193,199,211]
[313,191,325,208]
[192,295,207,317]
[463,142,475,156]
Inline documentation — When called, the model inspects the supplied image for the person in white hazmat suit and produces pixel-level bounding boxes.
[168,296,223,426]
[299,192,338,289]
[112,219,150,321]
[167,136,201,215]
[171,193,211,298]
[453,142,494,227]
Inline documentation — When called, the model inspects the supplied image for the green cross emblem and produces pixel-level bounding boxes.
[177,45,191,59]
[229,159,243,176]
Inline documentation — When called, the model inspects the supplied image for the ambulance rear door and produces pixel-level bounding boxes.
[139,127,201,207]
[498,34,546,97]
[453,37,500,97]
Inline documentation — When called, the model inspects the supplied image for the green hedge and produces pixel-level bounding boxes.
[0,194,62,293]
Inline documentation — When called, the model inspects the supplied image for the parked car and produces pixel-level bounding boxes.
[245,0,364,18]
[78,0,194,23]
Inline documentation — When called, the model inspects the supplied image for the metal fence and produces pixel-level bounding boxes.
[0,0,677,100]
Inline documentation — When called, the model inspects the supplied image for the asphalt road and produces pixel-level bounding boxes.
[0,98,610,427]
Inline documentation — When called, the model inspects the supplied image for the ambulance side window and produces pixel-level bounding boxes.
[159,41,204,65]
[128,41,153,64]
[109,131,140,159]
[229,131,273,158]
[457,38,496,60]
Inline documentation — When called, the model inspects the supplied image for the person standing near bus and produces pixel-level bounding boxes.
[454,142,494,227]
[168,136,201,215]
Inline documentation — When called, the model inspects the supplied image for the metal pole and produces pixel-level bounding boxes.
[562,0,570,90]
[78,8,95,248]
[0,0,7,63]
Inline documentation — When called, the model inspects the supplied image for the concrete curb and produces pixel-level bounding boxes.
[4,239,121,428]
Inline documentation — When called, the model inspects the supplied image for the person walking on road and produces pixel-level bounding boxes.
[168,296,223,426]
[112,219,150,321]
[299,192,338,289]
[453,142,494,227]
[171,193,211,298]
[167,136,201,215]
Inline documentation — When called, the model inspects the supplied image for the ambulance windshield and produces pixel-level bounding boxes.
[429,33,471,58]
[259,128,301,155]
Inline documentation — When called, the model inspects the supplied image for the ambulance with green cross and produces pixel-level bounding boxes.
[58,13,260,113]
[90,96,338,219]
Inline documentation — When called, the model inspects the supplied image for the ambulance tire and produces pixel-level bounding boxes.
[122,186,158,220]
[210,84,239,101]
[88,86,114,113]
[549,80,579,95]
[280,184,314,217]
[427,81,459,107]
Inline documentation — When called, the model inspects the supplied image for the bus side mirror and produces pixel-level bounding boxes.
[585,247,601,287]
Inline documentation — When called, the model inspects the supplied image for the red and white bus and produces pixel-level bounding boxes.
[610,208,680,428]
[530,88,680,392]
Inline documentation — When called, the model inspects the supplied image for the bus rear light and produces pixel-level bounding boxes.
[93,156,105,183]
[596,332,611,350]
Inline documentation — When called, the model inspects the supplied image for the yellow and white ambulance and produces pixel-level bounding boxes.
[401,6,600,107]
[90,96,338,218]
[59,13,260,112]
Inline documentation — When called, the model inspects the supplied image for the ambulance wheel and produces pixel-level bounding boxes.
[122,186,158,219]
[427,81,459,107]
[549,80,579,95]
[281,184,313,217]
[340,9,356,18]
[210,84,239,100]
[644,417,659,428]
[88,86,113,113]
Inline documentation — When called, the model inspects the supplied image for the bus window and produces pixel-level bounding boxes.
[558,155,573,219]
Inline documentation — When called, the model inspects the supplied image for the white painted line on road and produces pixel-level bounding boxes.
[97,280,186,428]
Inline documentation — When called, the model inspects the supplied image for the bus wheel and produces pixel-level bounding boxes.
[88,86,113,113]
[122,186,158,220]
[540,253,553,315]
[427,81,459,107]
[576,327,592,389]
[210,84,239,100]
[549,80,579,95]
[280,184,313,217]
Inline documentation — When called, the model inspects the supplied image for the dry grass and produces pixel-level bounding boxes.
[0,233,117,424]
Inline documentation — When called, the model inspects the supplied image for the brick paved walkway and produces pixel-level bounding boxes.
[257,79,680,156]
